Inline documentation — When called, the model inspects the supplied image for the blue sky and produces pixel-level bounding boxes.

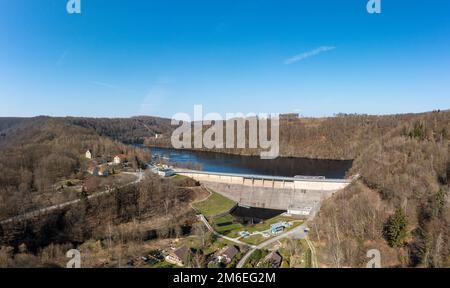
[0,0,449,118]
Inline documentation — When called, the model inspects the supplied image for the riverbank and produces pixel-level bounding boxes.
[145,142,355,161]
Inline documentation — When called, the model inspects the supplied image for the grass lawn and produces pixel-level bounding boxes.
[178,235,234,253]
[171,175,188,181]
[193,191,236,218]
[212,213,303,240]
[169,175,189,183]
[179,236,202,249]
[212,214,245,236]
[241,234,265,245]
[246,215,298,233]
[202,237,238,255]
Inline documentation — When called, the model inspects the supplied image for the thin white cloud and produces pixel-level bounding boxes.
[285,46,336,64]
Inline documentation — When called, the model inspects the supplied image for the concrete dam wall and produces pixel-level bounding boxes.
[176,170,352,211]
[199,181,334,211]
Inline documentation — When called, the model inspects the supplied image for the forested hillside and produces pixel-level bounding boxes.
[0,174,204,267]
[3,112,442,162]
[311,111,449,267]
[0,117,26,134]
[0,117,150,219]
[146,112,446,160]
[66,116,174,144]
[0,117,205,268]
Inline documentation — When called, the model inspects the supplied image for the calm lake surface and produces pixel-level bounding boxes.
[150,147,352,179]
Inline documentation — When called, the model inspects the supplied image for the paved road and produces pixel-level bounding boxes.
[197,214,256,249]
[0,171,145,225]
[236,224,309,268]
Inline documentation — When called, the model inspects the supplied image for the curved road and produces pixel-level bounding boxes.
[236,224,310,268]
[0,171,144,225]
[197,214,256,249]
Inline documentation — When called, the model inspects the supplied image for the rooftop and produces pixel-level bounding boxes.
[218,246,239,259]
[173,247,190,260]
[271,222,286,230]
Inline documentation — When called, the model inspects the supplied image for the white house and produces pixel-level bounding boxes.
[85,150,92,159]
[113,154,127,164]
[216,246,239,264]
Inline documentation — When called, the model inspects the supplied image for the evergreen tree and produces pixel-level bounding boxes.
[385,209,408,247]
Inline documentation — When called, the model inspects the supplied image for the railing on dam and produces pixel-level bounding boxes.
[174,169,352,191]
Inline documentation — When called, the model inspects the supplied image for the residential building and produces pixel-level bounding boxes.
[165,247,190,267]
[87,162,109,177]
[264,251,282,268]
[113,154,127,164]
[216,246,239,264]
[85,150,92,159]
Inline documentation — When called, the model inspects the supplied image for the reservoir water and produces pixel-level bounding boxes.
[150,147,352,179]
